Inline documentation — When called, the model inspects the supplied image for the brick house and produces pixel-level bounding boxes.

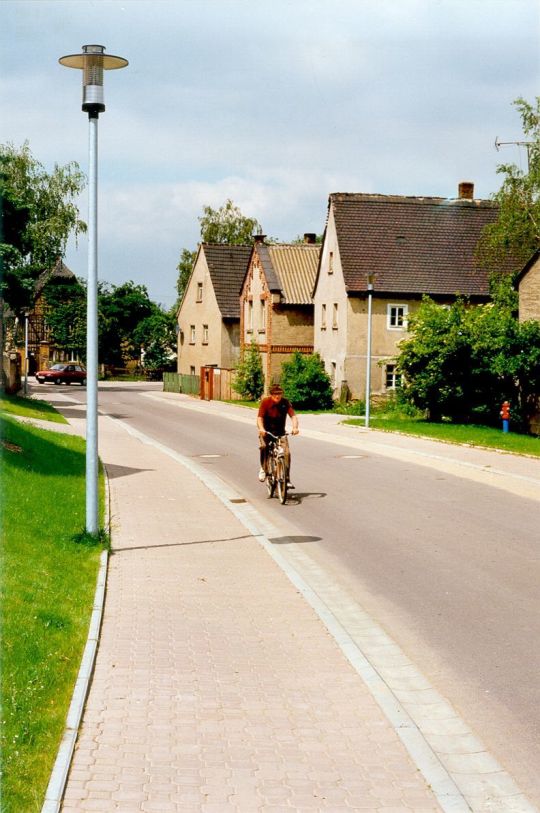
[313,184,503,400]
[176,243,252,376]
[239,235,320,390]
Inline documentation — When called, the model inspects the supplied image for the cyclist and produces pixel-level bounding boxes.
[257,384,299,487]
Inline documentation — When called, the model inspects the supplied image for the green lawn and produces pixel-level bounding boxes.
[1,412,104,812]
[0,392,67,424]
[345,414,540,457]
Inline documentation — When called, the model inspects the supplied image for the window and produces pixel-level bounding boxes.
[332,303,338,329]
[260,298,266,331]
[387,304,408,330]
[247,300,253,332]
[321,303,327,330]
[328,251,334,274]
[331,361,336,387]
[190,325,196,344]
[202,324,209,344]
[196,282,203,302]
[385,364,402,390]
[190,366,196,376]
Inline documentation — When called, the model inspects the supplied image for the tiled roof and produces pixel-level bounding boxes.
[330,193,504,297]
[36,258,76,292]
[203,244,252,318]
[259,244,320,305]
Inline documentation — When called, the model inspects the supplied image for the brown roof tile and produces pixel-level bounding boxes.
[203,244,252,319]
[330,193,504,298]
[257,243,320,305]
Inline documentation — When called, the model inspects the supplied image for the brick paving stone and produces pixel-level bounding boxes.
[59,416,443,812]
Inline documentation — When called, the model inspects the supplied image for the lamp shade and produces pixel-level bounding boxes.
[59,45,128,114]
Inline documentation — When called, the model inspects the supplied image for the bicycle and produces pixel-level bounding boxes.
[263,432,290,505]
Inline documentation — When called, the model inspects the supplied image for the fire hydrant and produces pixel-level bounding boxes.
[500,401,511,433]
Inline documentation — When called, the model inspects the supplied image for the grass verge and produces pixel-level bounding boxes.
[344,414,540,457]
[0,392,67,424]
[1,413,104,812]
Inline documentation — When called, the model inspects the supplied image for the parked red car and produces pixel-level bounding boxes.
[35,363,87,386]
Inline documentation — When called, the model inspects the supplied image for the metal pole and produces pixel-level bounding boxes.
[24,313,29,395]
[86,113,99,535]
[364,283,373,429]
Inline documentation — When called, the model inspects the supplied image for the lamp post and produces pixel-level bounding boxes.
[59,45,128,535]
[364,272,374,429]
[23,311,29,395]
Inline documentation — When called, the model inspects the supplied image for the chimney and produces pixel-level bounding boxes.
[303,233,317,244]
[253,233,266,244]
[458,181,474,200]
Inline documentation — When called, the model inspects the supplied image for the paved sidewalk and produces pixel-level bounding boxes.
[61,412,442,812]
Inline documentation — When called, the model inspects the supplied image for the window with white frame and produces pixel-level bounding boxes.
[321,303,327,329]
[196,282,203,302]
[202,324,209,344]
[260,298,266,331]
[385,363,402,389]
[247,300,253,332]
[387,304,408,330]
[332,302,339,329]
[190,325,196,344]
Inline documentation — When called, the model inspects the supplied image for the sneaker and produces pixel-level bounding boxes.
[287,481,295,489]
[258,468,266,482]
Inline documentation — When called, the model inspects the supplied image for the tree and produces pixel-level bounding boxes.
[41,275,87,360]
[175,200,261,305]
[280,352,334,410]
[397,296,540,428]
[98,281,155,365]
[0,142,86,315]
[232,339,264,400]
[475,97,540,277]
[133,309,177,371]
[198,199,261,245]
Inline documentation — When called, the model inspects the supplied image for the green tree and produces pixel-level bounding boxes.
[41,275,87,360]
[232,339,264,400]
[175,200,261,305]
[280,352,334,410]
[0,142,86,315]
[475,97,540,277]
[397,296,540,428]
[98,281,155,365]
[198,199,261,245]
[133,309,177,371]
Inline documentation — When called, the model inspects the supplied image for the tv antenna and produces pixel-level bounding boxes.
[494,137,534,170]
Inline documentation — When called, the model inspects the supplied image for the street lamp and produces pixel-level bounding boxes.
[59,45,128,535]
[364,272,374,429]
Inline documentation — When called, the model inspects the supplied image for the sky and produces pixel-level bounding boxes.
[2,0,539,310]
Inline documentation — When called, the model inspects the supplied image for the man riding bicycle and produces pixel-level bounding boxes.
[257,384,299,487]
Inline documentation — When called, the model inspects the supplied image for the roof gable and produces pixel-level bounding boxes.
[202,243,252,318]
[257,243,320,304]
[330,193,505,297]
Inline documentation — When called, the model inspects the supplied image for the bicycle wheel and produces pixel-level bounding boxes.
[276,458,288,504]
[266,457,276,497]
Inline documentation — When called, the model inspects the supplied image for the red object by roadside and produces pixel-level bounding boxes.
[500,401,510,420]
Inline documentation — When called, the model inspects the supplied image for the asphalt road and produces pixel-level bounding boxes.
[43,381,540,804]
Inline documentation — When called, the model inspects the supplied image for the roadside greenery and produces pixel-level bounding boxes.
[396,293,540,428]
[0,142,86,316]
[232,339,264,400]
[281,352,334,410]
[0,407,104,811]
[0,392,67,423]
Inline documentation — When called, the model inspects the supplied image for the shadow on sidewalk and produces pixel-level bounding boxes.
[105,463,155,479]
[111,534,256,554]
[269,535,322,545]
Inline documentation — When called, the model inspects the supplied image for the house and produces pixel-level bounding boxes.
[239,234,320,389]
[517,249,540,322]
[176,243,252,376]
[313,183,503,400]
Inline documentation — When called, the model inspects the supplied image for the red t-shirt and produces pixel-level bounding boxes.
[258,397,294,436]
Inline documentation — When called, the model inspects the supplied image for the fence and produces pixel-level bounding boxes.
[163,372,200,395]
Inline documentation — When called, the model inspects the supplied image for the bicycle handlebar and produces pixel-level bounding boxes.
[264,431,289,441]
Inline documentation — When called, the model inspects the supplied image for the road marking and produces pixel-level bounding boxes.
[111,416,538,813]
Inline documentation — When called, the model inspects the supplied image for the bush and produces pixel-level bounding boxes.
[232,340,264,400]
[281,352,334,410]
